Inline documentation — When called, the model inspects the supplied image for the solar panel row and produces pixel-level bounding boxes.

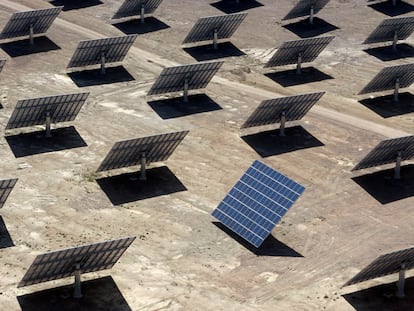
[364,16,414,44]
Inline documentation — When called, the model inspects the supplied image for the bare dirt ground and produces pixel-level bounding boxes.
[0,0,413,310]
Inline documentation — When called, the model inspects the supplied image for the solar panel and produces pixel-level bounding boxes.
[0,59,6,73]
[264,36,334,68]
[242,92,325,129]
[283,0,330,21]
[359,63,414,95]
[0,7,62,40]
[113,0,164,19]
[353,135,414,171]
[97,131,189,172]
[212,160,305,248]
[364,16,414,44]
[18,237,136,288]
[6,92,89,130]
[183,13,247,44]
[344,246,414,286]
[0,179,18,209]
[147,61,223,95]
[67,35,137,69]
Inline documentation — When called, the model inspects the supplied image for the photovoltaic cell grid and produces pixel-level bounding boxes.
[0,59,6,73]
[147,61,223,95]
[353,135,414,171]
[359,63,414,94]
[113,0,164,19]
[364,16,414,44]
[67,35,137,68]
[241,92,325,129]
[5,92,89,130]
[344,247,414,286]
[283,0,330,20]
[0,179,18,209]
[18,237,136,287]
[0,7,63,39]
[183,13,247,44]
[212,160,305,248]
[97,130,189,172]
[264,36,334,68]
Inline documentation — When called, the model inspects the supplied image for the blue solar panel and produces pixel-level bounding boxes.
[212,160,305,248]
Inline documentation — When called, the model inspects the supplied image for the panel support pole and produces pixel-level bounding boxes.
[213,28,218,50]
[236,0,240,3]
[100,53,106,75]
[183,78,189,103]
[140,152,147,181]
[392,31,398,54]
[309,6,315,25]
[45,111,52,138]
[29,24,34,46]
[73,263,82,299]
[296,53,302,75]
[140,5,145,24]
[279,111,286,137]
[394,78,400,103]
[394,151,402,179]
[396,263,406,298]
[392,0,397,6]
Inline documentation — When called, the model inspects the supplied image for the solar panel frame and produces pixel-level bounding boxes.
[283,0,330,20]
[359,63,414,95]
[242,92,325,129]
[5,92,89,130]
[67,35,137,69]
[0,179,18,209]
[147,61,223,95]
[353,135,414,171]
[18,237,136,287]
[364,16,414,44]
[113,0,164,19]
[212,160,305,248]
[183,13,247,44]
[97,131,189,172]
[264,36,334,68]
[0,59,6,73]
[0,7,63,40]
[345,247,414,286]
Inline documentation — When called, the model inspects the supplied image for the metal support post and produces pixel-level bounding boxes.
[309,6,315,25]
[29,24,34,46]
[213,29,218,50]
[45,112,52,138]
[392,0,397,6]
[392,31,398,54]
[140,5,145,24]
[394,78,400,103]
[100,53,106,75]
[140,152,147,181]
[183,78,189,103]
[236,0,240,3]
[396,263,406,298]
[296,53,302,75]
[394,151,402,179]
[73,263,82,299]
[279,111,286,137]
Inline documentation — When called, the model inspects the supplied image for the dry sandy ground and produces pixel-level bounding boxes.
[0,0,413,310]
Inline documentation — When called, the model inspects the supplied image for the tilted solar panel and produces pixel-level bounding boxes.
[0,59,6,73]
[212,160,305,248]
[97,131,189,172]
[183,13,247,44]
[283,0,330,20]
[113,0,164,19]
[242,92,325,129]
[0,179,18,209]
[364,16,414,44]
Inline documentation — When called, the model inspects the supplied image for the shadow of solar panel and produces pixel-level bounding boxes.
[112,16,169,35]
[183,42,246,61]
[359,92,414,118]
[113,0,163,19]
[67,35,137,69]
[49,0,103,11]
[369,0,414,17]
[242,92,324,128]
[18,237,136,287]
[345,247,414,286]
[0,59,6,73]
[210,0,264,14]
[6,92,89,130]
[364,16,414,44]
[364,43,414,61]
[147,61,223,95]
[282,17,339,38]
[212,160,305,248]
[0,178,18,209]
[183,13,247,44]
[0,7,62,39]
[353,135,414,171]
[97,131,189,172]
[359,63,414,94]
[264,36,334,68]
[283,0,330,20]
